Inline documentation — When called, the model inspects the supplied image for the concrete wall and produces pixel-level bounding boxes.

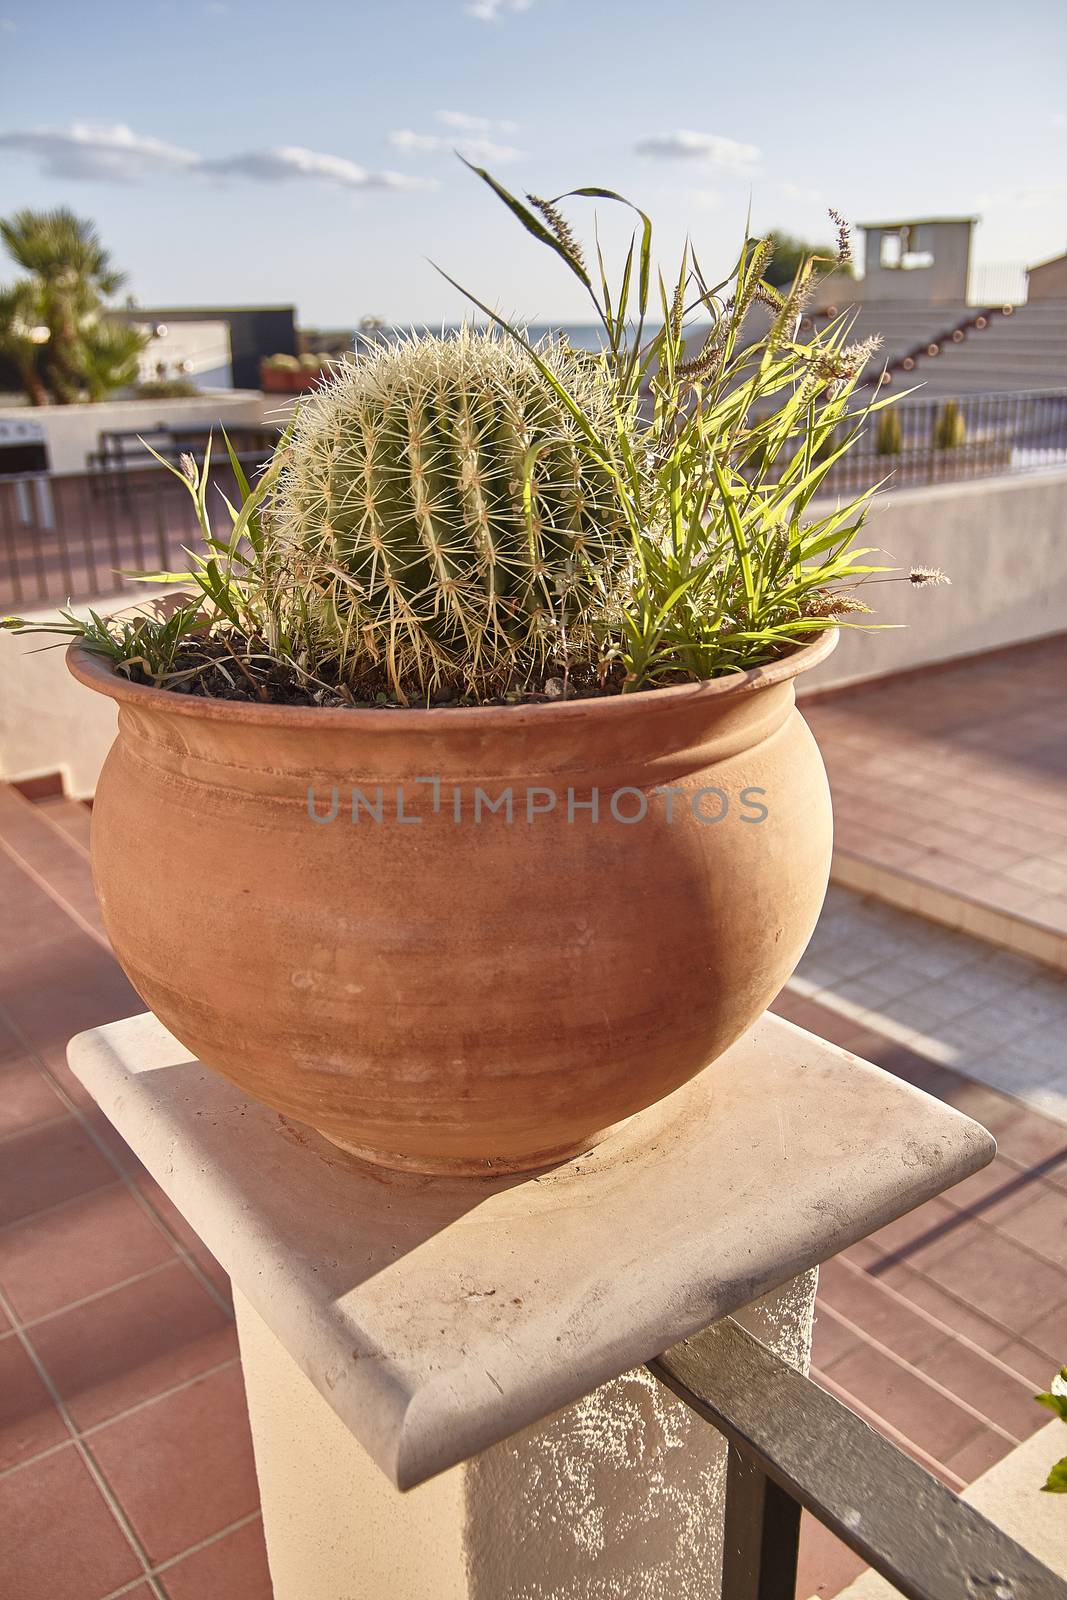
[0,391,272,475]
[800,468,1067,695]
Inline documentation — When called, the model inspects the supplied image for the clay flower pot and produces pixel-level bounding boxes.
[68,631,836,1175]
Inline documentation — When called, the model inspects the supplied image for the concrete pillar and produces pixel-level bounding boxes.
[236,1273,818,1600]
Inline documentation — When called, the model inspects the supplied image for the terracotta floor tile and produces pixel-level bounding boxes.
[1034,1152,1067,1198]
[34,795,93,855]
[977,1183,1067,1270]
[816,1258,955,1367]
[942,1426,1016,1484]
[797,1003,872,1049]
[1011,1298,1067,1365]
[0,1334,68,1470]
[914,1338,1049,1440]
[0,808,106,938]
[80,1104,148,1179]
[0,929,141,1081]
[0,1444,143,1600]
[810,1306,862,1374]
[0,1116,117,1227]
[992,1114,1067,1172]
[795,1512,868,1599]
[31,1260,238,1431]
[0,1184,177,1322]
[134,1173,206,1255]
[993,1338,1062,1388]
[942,1155,1037,1214]
[826,1342,987,1462]
[190,1245,234,1311]
[160,1516,272,1600]
[871,1254,1037,1358]
[90,1365,259,1564]
[892,1222,1067,1328]
[866,1196,963,1258]
[809,637,1067,954]
[0,1054,66,1138]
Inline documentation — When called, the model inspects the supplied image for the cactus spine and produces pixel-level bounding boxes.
[271,329,629,699]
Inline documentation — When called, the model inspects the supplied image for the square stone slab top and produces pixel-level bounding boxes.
[67,1012,995,1491]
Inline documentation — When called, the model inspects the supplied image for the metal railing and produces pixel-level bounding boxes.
[0,461,253,612]
[651,1319,1067,1600]
[2,390,1067,612]
[819,387,1067,498]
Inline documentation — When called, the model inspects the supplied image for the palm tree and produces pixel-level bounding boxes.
[0,281,49,406]
[79,319,146,401]
[0,209,146,403]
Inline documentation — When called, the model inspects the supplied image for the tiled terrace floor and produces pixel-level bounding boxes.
[804,632,1067,971]
[1,784,1065,1600]
[0,787,271,1600]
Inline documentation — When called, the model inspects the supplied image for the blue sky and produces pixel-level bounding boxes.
[0,0,1064,326]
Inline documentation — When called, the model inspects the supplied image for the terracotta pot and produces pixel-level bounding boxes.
[260,365,324,394]
[68,632,836,1175]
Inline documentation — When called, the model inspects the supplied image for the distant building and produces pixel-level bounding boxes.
[1028,251,1067,301]
[110,305,298,390]
[814,217,977,309]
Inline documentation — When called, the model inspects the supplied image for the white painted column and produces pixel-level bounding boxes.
[236,1273,818,1600]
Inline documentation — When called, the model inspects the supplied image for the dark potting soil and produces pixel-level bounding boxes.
[129,636,638,710]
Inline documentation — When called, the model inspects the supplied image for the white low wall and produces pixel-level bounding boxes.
[0,392,273,476]
[0,593,148,798]
[800,468,1067,694]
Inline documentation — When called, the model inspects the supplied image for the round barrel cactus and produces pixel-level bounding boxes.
[269,329,630,700]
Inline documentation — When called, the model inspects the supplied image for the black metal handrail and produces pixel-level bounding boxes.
[0,461,253,613]
[650,1319,1067,1600]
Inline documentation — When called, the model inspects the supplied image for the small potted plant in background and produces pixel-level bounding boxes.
[260,351,333,394]
[933,399,967,451]
[876,408,904,458]
[5,169,939,1176]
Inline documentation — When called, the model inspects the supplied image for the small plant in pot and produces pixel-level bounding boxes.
[5,172,942,1175]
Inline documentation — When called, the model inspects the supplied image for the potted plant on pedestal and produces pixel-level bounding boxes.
[4,173,936,1175]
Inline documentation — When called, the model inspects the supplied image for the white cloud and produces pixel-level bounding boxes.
[0,123,199,182]
[0,18,16,31]
[207,145,435,190]
[0,124,436,194]
[388,129,523,163]
[465,0,533,20]
[436,110,518,135]
[635,130,761,175]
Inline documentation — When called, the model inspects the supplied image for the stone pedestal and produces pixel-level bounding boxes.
[68,1011,994,1599]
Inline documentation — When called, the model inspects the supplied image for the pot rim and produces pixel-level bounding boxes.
[66,627,837,731]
